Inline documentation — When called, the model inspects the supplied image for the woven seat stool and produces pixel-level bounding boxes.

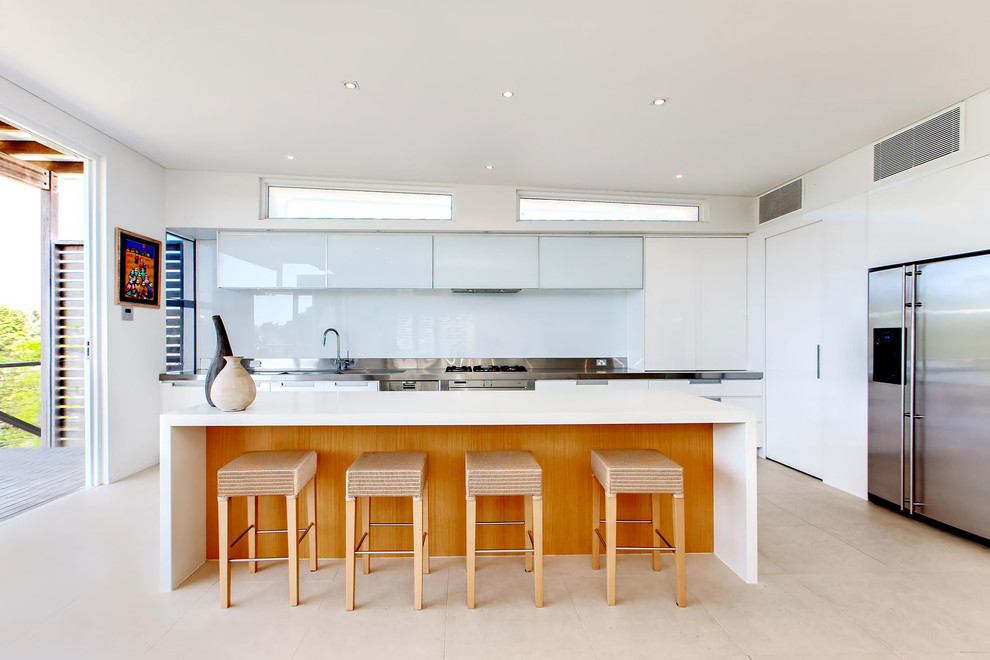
[217,450,318,608]
[590,449,685,607]
[465,450,544,608]
[345,451,430,610]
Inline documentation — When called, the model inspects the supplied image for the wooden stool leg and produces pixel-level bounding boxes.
[307,479,318,572]
[605,493,617,606]
[345,498,356,611]
[361,496,371,575]
[247,495,257,574]
[524,494,534,572]
[591,475,601,570]
[652,492,662,572]
[423,478,431,575]
[219,497,230,608]
[673,493,686,607]
[466,496,476,609]
[413,496,424,610]
[287,495,299,606]
[533,495,544,608]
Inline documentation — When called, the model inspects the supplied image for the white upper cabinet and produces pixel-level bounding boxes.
[538,237,643,289]
[326,235,433,288]
[644,237,747,370]
[218,232,327,288]
[433,235,539,289]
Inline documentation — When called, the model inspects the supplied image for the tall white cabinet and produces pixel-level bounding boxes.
[644,237,747,371]
[764,223,823,477]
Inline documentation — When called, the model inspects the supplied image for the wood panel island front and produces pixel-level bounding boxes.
[159,389,757,591]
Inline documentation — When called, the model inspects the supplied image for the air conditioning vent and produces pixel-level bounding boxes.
[759,179,802,224]
[873,106,961,182]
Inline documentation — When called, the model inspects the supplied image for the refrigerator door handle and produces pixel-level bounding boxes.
[816,345,821,379]
[908,264,918,513]
[899,266,907,511]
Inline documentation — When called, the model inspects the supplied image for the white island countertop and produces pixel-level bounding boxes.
[162,388,756,427]
[160,389,757,590]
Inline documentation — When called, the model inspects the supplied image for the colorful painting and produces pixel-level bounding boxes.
[115,228,161,309]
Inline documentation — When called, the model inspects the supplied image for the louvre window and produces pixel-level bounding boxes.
[164,233,195,372]
[52,242,85,446]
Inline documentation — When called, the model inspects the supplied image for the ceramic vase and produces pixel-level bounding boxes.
[210,356,257,412]
[205,315,233,407]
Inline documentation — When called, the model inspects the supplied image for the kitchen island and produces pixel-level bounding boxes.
[160,389,757,591]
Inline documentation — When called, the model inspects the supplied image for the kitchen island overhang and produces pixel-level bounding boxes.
[160,389,757,591]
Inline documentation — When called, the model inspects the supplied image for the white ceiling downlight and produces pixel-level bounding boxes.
[651,97,667,106]
[343,81,359,90]
[501,90,514,98]
[285,155,296,160]
[674,173,684,179]
[485,164,495,170]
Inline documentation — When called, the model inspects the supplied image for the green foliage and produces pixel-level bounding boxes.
[0,306,41,448]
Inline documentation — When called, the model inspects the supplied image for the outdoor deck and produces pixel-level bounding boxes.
[0,447,85,523]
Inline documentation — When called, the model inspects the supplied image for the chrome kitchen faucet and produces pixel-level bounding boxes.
[322,328,354,372]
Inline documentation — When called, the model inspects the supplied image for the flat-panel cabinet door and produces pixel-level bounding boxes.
[697,238,747,370]
[644,237,746,370]
[433,235,539,289]
[765,223,823,477]
[218,232,327,288]
[326,235,433,288]
[644,238,698,370]
[539,237,643,288]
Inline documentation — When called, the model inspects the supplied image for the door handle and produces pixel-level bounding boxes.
[816,345,821,379]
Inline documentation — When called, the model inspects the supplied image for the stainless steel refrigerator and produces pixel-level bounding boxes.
[868,252,990,542]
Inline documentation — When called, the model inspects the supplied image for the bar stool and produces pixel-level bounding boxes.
[590,448,685,607]
[465,450,544,608]
[217,450,318,608]
[345,451,429,610]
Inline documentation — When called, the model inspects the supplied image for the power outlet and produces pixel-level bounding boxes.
[595,358,608,367]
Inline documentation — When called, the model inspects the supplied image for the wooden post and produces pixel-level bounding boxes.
[652,492,662,571]
[307,479,318,572]
[466,497,476,609]
[218,497,230,608]
[247,495,257,573]
[345,498,356,610]
[287,496,299,606]
[524,494,534,572]
[591,475,601,570]
[423,478,431,575]
[361,496,371,575]
[605,494,617,606]
[533,496,544,608]
[413,496,424,610]
[674,493,686,607]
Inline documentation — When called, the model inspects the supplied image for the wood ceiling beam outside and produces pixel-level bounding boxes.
[28,161,84,174]
[0,150,50,189]
[0,140,63,156]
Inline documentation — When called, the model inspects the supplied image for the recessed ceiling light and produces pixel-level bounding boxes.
[286,155,296,160]
[501,90,514,98]
[674,173,685,179]
[485,164,495,170]
[652,97,668,106]
[343,81,359,90]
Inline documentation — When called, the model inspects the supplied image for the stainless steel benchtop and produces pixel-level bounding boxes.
[160,357,762,383]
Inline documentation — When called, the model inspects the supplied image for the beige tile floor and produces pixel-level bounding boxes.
[0,458,988,659]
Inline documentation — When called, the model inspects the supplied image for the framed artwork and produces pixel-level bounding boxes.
[115,228,162,309]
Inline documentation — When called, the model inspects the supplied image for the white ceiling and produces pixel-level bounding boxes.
[1,1,989,197]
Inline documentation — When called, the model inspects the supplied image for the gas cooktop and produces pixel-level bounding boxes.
[445,365,528,373]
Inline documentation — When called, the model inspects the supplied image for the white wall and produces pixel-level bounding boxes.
[748,87,990,499]
[0,75,166,483]
[165,170,755,236]
[196,241,629,361]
